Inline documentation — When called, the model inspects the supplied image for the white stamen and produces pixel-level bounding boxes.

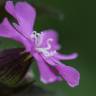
[45,38,53,50]
[31,31,56,57]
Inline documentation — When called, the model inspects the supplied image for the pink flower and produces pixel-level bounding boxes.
[0,1,80,87]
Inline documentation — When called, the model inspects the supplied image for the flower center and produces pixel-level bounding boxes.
[31,31,56,57]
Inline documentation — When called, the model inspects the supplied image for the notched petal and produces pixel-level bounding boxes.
[33,53,60,84]
[5,1,36,34]
[56,64,80,87]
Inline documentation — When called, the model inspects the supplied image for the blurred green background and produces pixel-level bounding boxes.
[0,0,96,96]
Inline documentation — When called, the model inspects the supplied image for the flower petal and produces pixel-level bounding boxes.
[55,52,78,60]
[5,1,36,35]
[39,30,60,50]
[41,54,56,66]
[41,54,65,66]
[33,53,60,84]
[0,18,32,51]
[0,18,21,41]
[56,64,80,87]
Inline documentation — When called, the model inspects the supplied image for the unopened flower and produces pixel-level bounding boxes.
[0,1,80,87]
